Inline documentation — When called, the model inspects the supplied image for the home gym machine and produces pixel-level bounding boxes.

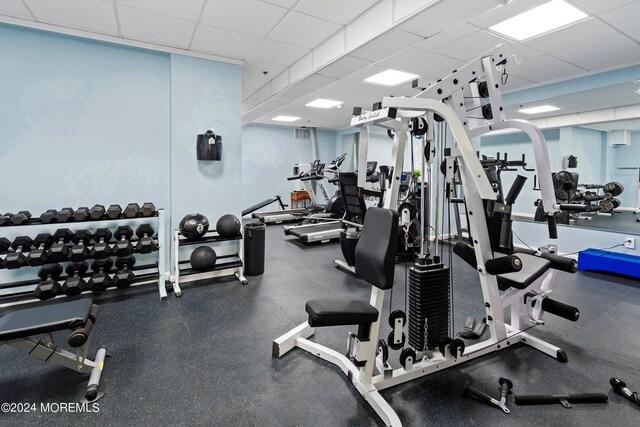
[274,45,581,426]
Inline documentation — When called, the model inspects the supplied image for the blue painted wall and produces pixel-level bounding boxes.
[609,131,640,208]
[241,125,338,210]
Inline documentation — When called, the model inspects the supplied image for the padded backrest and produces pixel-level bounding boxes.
[355,207,399,290]
[339,172,368,224]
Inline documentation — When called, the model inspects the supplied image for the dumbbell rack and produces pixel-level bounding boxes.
[0,209,168,306]
[171,227,247,297]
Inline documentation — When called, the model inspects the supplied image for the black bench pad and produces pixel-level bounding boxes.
[497,254,551,290]
[306,298,378,327]
[0,299,92,342]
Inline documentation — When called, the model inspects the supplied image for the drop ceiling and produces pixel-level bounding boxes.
[1,0,640,129]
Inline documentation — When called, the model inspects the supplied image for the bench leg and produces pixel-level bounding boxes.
[83,347,107,402]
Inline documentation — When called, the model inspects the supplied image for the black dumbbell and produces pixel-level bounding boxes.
[106,204,122,220]
[123,203,140,218]
[0,213,12,226]
[27,233,54,266]
[73,207,90,222]
[3,236,34,269]
[113,255,136,288]
[9,211,32,226]
[140,202,157,217]
[0,237,10,253]
[135,224,158,253]
[55,207,74,223]
[69,230,94,262]
[61,262,90,296]
[34,263,64,300]
[39,209,59,224]
[49,228,74,262]
[89,204,106,220]
[87,258,113,292]
[90,228,112,259]
[113,226,134,256]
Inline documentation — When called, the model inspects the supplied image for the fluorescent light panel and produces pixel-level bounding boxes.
[635,89,640,95]
[518,105,560,114]
[272,115,300,122]
[364,69,419,87]
[306,99,343,109]
[489,0,588,41]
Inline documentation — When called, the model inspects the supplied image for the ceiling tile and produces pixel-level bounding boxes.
[346,0,393,50]
[395,0,440,21]
[433,30,510,62]
[243,61,286,97]
[627,25,640,41]
[377,48,461,81]
[249,39,309,66]
[317,55,373,78]
[559,45,640,71]
[25,0,118,35]
[399,0,496,37]
[0,0,33,19]
[601,2,640,30]
[294,0,378,25]
[573,0,637,14]
[192,24,262,59]
[117,0,204,21]
[551,34,639,70]
[119,6,195,48]
[466,0,549,29]
[414,22,477,52]
[259,0,297,8]
[346,63,387,80]
[510,54,585,83]
[312,31,345,69]
[501,75,536,92]
[349,29,424,62]
[267,11,341,49]
[523,18,617,53]
[201,0,286,38]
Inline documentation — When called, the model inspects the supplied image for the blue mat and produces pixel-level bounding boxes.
[578,248,640,280]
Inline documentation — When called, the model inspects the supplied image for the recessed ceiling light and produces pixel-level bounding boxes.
[272,115,301,122]
[518,105,560,114]
[635,89,640,95]
[489,0,588,41]
[306,99,344,109]
[364,69,419,87]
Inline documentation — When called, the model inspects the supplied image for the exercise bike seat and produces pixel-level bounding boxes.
[497,254,551,291]
[0,298,93,342]
[306,298,379,327]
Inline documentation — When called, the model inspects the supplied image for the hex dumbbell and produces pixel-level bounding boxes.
[106,204,122,220]
[89,204,106,220]
[135,224,158,254]
[90,228,113,259]
[55,207,74,223]
[87,259,113,292]
[140,202,157,217]
[3,236,34,269]
[123,203,141,218]
[73,207,90,222]
[113,226,134,257]
[49,228,74,262]
[61,262,90,296]
[39,209,59,224]
[69,230,94,262]
[34,263,64,300]
[6,211,32,226]
[27,233,54,266]
[0,237,9,270]
[113,255,136,288]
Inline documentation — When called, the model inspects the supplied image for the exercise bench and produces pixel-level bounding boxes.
[0,298,107,402]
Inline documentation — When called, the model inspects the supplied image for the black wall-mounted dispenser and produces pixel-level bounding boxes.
[197,129,222,161]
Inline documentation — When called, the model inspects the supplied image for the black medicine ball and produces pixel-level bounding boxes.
[179,213,209,240]
[216,214,240,238]
[190,246,216,271]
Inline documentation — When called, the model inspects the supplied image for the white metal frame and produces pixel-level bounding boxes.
[275,45,570,426]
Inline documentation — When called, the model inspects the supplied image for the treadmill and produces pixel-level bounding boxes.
[251,161,324,224]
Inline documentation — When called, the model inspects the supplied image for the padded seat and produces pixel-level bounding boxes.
[0,298,92,342]
[306,298,379,327]
[497,254,551,291]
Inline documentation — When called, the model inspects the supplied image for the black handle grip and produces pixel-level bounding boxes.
[515,393,608,405]
[538,252,578,273]
[505,175,527,205]
[547,215,558,239]
[540,298,580,322]
[499,218,513,249]
[558,203,600,212]
[464,383,495,404]
[287,176,301,181]
[485,255,522,275]
[453,242,477,269]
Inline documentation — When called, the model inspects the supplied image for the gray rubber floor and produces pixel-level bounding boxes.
[1,225,639,426]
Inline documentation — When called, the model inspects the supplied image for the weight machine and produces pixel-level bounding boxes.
[274,45,581,426]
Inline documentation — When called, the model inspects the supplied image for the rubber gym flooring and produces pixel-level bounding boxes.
[1,225,639,426]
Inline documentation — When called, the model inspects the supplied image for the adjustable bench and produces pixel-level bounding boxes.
[0,298,107,402]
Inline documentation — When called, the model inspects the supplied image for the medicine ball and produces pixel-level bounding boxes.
[190,246,217,271]
[179,213,209,240]
[216,214,241,238]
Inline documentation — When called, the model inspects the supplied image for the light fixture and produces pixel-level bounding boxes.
[364,69,419,87]
[518,105,560,114]
[272,115,301,122]
[306,99,343,109]
[489,0,588,41]
[635,89,640,95]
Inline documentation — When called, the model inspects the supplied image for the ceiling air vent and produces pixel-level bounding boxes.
[294,128,311,141]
